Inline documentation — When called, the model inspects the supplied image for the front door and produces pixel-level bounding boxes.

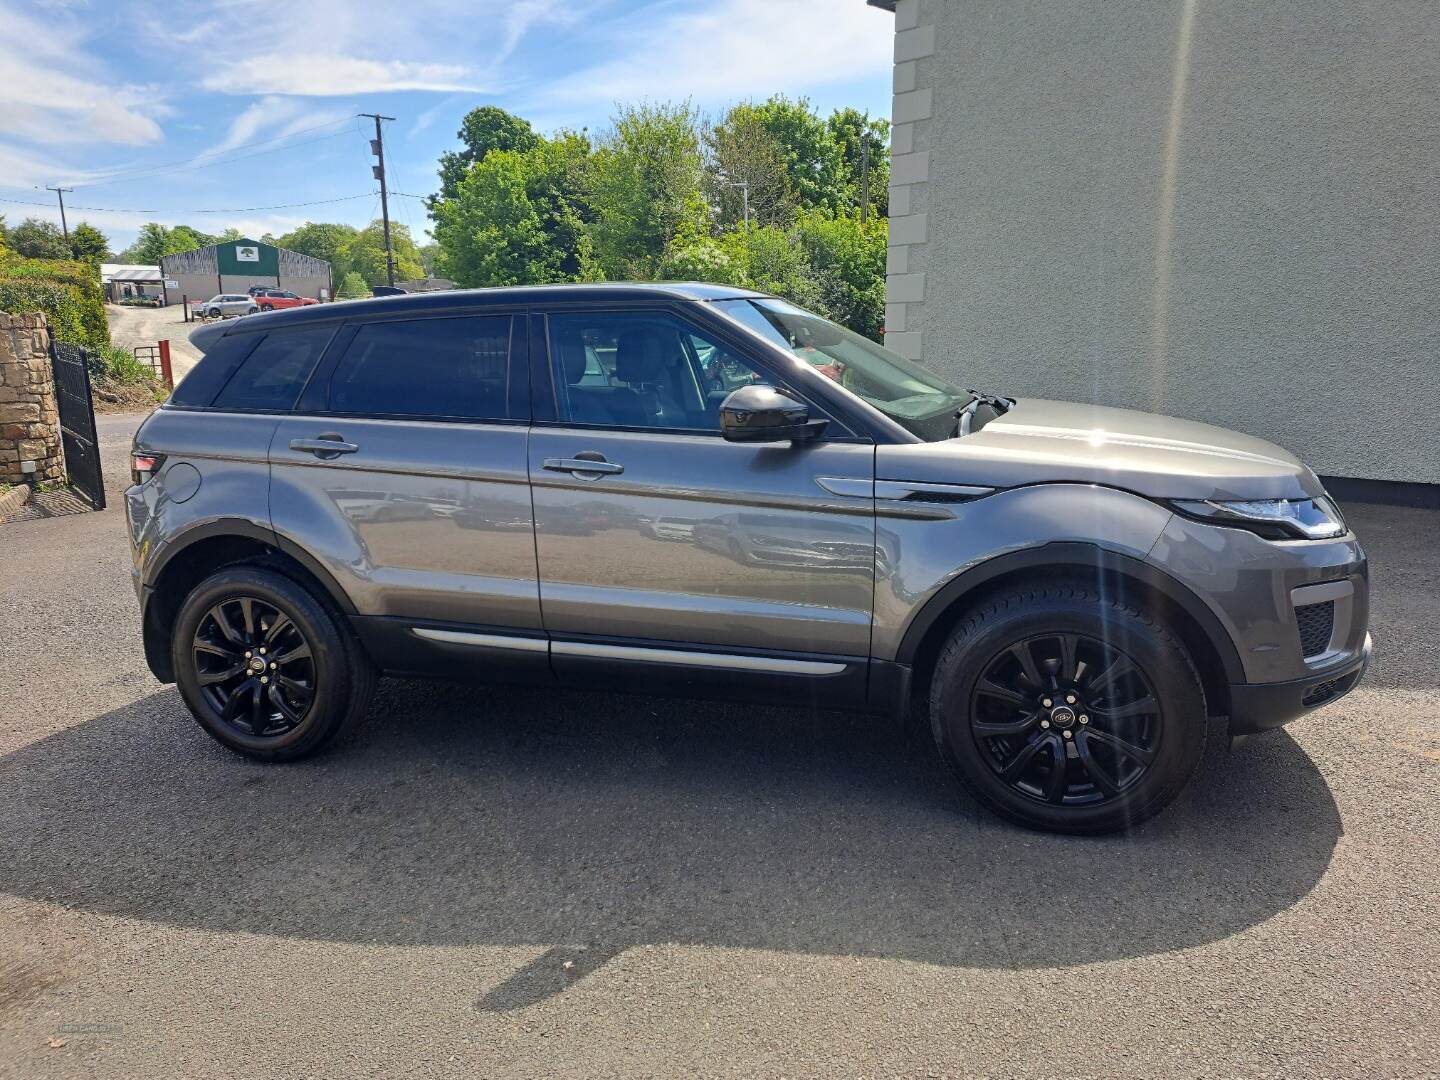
[527,306,876,698]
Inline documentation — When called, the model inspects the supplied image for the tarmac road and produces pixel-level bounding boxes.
[0,413,1435,1078]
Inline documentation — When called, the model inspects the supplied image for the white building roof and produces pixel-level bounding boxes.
[100,263,163,283]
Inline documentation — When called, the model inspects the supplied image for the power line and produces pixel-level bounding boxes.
[0,192,379,215]
[71,117,361,188]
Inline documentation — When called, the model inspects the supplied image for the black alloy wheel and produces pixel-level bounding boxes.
[173,566,375,761]
[970,633,1163,806]
[192,596,315,738]
[928,581,1207,834]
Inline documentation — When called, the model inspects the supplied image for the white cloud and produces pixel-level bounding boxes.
[204,97,353,157]
[203,54,484,97]
[534,0,893,108]
[0,3,165,148]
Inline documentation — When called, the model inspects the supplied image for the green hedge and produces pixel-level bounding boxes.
[0,256,109,349]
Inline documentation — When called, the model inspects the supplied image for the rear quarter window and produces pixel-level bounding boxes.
[168,332,259,406]
[212,327,335,412]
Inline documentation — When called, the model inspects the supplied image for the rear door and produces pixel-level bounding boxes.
[527,304,876,699]
[269,311,541,648]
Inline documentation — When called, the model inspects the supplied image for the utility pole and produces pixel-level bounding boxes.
[860,139,870,223]
[46,186,73,240]
[359,113,397,286]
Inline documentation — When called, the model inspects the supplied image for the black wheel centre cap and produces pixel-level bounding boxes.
[1049,704,1078,727]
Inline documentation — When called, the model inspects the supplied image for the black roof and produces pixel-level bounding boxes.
[190,282,770,352]
[236,281,766,334]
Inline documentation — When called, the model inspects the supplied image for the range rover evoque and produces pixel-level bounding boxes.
[125,284,1371,833]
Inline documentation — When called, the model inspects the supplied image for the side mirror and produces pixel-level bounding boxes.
[719,384,829,444]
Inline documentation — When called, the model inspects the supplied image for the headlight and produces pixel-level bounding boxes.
[1169,496,1346,540]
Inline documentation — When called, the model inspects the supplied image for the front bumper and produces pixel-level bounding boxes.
[1229,632,1371,735]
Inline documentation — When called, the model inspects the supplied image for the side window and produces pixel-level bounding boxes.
[169,333,260,406]
[212,327,332,411]
[326,315,512,420]
[547,311,770,432]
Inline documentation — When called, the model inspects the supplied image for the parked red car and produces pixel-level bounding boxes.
[250,288,318,311]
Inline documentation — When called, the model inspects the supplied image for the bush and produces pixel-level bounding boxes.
[336,272,370,299]
[0,256,108,349]
[87,344,154,386]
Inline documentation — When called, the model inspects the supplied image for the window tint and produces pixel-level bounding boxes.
[547,311,769,432]
[327,316,512,420]
[213,327,332,411]
[169,332,260,406]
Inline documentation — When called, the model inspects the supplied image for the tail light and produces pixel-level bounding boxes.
[132,453,165,485]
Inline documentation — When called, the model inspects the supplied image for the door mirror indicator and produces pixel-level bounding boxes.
[719,384,828,444]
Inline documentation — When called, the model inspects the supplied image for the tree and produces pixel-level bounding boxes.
[116,223,217,264]
[589,102,705,279]
[335,271,370,299]
[341,219,424,285]
[8,218,71,260]
[435,106,542,203]
[793,209,886,339]
[703,108,794,230]
[826,107,890,219]
[274,222,359,277]
[434,133,598,288]
[719,97,848,215]
[68,222,110,263]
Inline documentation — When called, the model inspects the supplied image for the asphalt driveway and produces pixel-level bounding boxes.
[0,413,1435,1078]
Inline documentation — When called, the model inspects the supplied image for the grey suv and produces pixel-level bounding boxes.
[125,284,1370,833]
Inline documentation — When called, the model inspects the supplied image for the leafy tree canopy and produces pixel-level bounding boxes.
[342,219,424,285]
[435,106,542,203]
[8,217,71,260]
[68,222,111,263]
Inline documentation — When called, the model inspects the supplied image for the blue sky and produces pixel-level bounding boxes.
[0,0,894,253]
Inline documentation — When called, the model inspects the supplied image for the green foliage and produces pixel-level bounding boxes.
[792,209,887,339]
[434,132,597,288]
[274,222,360,276]
[589,102,705,279]
[826,107,890,219]
[428,97,891,337]
[336,271,370,299]
[68,222,110,263]
[342,220,425,285]
[9,218,71,260]
[89,343,152,385]
[0,255,109,348]
[436,106,542,203]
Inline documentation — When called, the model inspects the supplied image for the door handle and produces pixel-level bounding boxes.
[290,434,359,458]
[542,456,624,479]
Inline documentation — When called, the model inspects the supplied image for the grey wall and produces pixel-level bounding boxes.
[889,0,1440,482]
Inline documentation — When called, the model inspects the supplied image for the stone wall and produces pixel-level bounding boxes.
[0,313,64,486]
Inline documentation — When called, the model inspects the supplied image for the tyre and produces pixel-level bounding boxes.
[172,566,375,762]
[928,581,1206,834]
[259,304,272,311]
[207,307,221,319]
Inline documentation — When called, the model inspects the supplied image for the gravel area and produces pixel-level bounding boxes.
[0,413,1435,1078]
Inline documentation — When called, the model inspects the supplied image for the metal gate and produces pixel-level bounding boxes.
[49,341,105,510]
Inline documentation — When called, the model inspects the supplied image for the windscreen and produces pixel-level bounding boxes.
[712,297,969,441]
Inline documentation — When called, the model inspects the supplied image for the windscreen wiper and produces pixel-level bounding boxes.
[953,389,1016,437]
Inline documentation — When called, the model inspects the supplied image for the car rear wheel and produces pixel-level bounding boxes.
[173,566,375,762]
[929,580,1207,834]
[259,304,272,311]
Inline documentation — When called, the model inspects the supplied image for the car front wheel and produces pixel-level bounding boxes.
[929,580,1207,834]
[172,566,375,761]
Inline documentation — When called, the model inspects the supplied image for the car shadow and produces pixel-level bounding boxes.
[0,680,1340,1010]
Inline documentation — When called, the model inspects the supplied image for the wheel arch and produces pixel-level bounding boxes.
[898,543,1242,718]
[142,520,358,683]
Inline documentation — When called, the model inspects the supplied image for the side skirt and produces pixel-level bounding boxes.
[351,616,888,713]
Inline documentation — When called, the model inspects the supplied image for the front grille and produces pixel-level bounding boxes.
[1295,600,1335,658]
[1302,670,1359,708]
